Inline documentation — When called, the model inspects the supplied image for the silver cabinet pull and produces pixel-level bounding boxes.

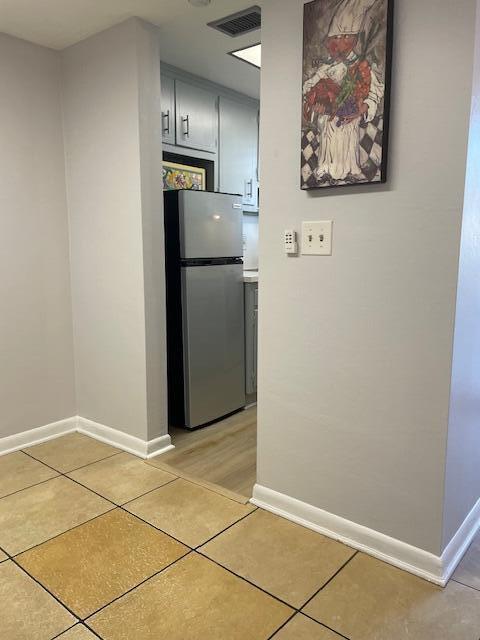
[182,115,190,137]
[246,179,253,198]
[162,110,170,135]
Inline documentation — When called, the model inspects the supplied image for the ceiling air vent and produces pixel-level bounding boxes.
[208,6,261,38]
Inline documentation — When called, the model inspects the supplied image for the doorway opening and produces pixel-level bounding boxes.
[160,6,261,500]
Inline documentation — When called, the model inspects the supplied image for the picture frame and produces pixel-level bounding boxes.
[163,161,206,191]
[301,0,394,190]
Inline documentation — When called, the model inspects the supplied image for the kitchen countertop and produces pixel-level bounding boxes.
[243,270,258,283]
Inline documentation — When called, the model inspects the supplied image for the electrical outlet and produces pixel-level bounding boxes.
[301,221,333,255]
[284,229,298,255]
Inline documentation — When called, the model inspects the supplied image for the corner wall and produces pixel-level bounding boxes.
[0,34,76,438]
[443,0,480,549]
[257,0,476,556]
[62,19,168,443]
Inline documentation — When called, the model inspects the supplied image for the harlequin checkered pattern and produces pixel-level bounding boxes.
[301,116,383,189]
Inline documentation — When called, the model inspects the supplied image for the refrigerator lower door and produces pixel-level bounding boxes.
[182,263,246,428]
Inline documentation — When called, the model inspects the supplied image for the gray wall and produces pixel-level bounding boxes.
[0,33,76,438]
[136,21,169,441]
[443,0,480,549]
[62,19,167,441]
[257,0,476,554]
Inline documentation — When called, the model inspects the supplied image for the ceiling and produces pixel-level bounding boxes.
[0,0,261,98]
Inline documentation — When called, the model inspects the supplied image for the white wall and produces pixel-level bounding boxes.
[257,0,476,555]
[62,19,167,441]
[243,214,259,270]
[443,0,480,549]
[0,34,75,438]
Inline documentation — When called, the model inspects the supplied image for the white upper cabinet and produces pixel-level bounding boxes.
[219,97,259,210]
[175,80,218,153]
[161,75,175,145]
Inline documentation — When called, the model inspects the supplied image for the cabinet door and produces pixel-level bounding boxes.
[175,80,218,153]
[219,97,259,209]
[161,75,175,145]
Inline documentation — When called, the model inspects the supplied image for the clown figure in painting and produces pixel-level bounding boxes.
[302,0,387,186]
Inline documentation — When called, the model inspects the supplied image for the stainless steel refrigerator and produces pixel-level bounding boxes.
[164,190,246,429]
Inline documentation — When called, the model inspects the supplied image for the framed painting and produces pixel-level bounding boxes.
[163,161,206,191]
[301,0,393,189]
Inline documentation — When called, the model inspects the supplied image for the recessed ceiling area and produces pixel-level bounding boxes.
[0,0,261,98]
[230,43,261,69]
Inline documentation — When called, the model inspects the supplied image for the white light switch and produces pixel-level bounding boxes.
[301,220,333,255]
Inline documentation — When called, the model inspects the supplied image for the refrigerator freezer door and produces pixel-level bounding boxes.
[179,191,243,259]
[182,263,246,428]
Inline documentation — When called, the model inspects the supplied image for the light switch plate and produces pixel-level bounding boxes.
[301,220,333,255]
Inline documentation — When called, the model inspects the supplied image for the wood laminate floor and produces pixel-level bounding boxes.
[161,407,257,498]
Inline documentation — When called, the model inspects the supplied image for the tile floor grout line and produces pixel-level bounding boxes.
[59,451,124,473]
[80,620,106,640]
[193,506,258,550]
[121,490,257,553]
[299,550,359,612]
[0,474,62,503]
[63,466,180,512]
[13,525,192,628]
[50,621,83,640]
[21,449,66,473]
[12,506,117,559]
[119,476,181,507]
[194,549,296,610]
[451,578,480,593]
[17,462,195,553]
[10,556,81,623]
[13,520,192,630]
[82,549,194,622]
[13,475,180,556]
[21,448,123,475]
[266,611,298,640]
[118,503,197,550]
[57,474,126,508]
[300,611,352,640]
[0,471,116,521]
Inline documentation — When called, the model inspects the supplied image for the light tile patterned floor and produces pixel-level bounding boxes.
[125,477,256,547]
[57,626,99,639]
[0,433,480,640]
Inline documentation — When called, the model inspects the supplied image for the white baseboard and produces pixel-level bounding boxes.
[0,416,174,460]
[251,485,480,586]
[0,417,77,456]
[77,417,174,459]
[441,497,480,583]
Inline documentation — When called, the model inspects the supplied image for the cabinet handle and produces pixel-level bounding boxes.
[246,179,253,198]
[162,110,170,135]
[182,115,190,137]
